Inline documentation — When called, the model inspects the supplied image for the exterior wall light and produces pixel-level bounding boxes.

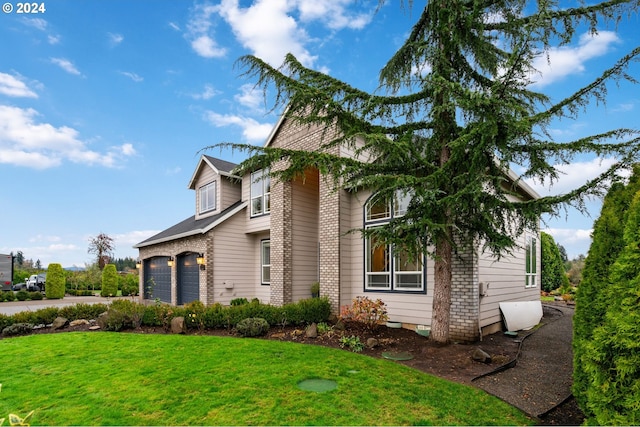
[167,257,174,267]
[135,259,142,269]
[196,253,206,270]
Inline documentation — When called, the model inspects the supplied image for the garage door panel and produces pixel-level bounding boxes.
[177,253,199,305]
[143,257,171,303]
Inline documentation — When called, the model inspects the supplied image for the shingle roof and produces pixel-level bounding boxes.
[203,155,238,173]
[134,201,246,248]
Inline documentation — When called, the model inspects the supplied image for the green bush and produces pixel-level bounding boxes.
[230,298,249,306]
[0,313,14,330]
[236,317,269,337]
[101,264,119,297]
[120,274,139,296]
[184,300,206,330]
[29,291,43,300]
[2,323,33,337]
[4,291,15,302]
[46,263,66,299]
[15,290,29,301]
[58,303,108,321]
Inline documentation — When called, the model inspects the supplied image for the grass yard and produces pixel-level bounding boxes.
[0,333,533,426]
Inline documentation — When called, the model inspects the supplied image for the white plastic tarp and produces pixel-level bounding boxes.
[499,300,543,332]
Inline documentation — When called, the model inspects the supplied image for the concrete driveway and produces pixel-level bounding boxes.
[0,295,137,316]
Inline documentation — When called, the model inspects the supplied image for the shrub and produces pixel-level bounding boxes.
[108,300,145,328]
[58,303,108,321]
[297,297,331,324]
[339,335,364,352]
[3,291,15,302]
[120,274,139,296]
[236,317,269,337]
[101,264,119,297]
[29,291,43,300]
[15,290,29,301]
[46,263,66,299]
[0,314,14,331]
[230,298,249,306]
[184,300,206,330]
[2,323,33,337]
[339,296,388,330]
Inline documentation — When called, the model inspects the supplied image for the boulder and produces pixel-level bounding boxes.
[70,319,90,327]
[366,338,379,349]
[472,347,492,364]
[51,317,69,331]
[305,323,318,338]
[171,316,186,334]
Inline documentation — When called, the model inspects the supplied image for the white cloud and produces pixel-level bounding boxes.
[235,83,263,110]
[543,227,593,245]
[191,35,226,58]
[190,83,219,100]
[50,58,82,76]
[530,31,620,88]
[21,17,47,31]
[168,22,181,31]
[526,157,620,196]
[47,34,61,45]
[204,110,273,143]
[0,72,38,98]
[186,3,227,58]
[294,0,373,30]
[218,0,316,67]
[118,71,143,82]
[0,105,135,169]
[114,230,159,247]
[108,32,124,46]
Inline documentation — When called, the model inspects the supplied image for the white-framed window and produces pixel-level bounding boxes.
[364,190,424,292]
[251,169,271,217]
[525,235,537,288]
[199,181,216,213]
[261,240,270,285]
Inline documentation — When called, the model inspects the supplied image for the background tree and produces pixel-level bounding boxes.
[556,244,568,265]
[14,251,24,267]
[46,263,66,299]
[581,191,640,424]
[88,233,115,270]
[573,165,640,412]
[540,232,569,293]
[215,1,640,343]
[101,264,119,297]
[566,255,585,287]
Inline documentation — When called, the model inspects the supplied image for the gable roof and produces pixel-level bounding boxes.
[134,201,246,248]
[187,155,240,190]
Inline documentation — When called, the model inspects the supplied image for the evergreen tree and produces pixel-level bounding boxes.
[581,191,640,424]
[212,1,640,343]
[46,263,66,300]
[101,264,119,297]
[540,232,569,293]
[573,165,640,411]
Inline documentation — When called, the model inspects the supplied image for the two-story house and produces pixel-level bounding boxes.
[134,115,541,342]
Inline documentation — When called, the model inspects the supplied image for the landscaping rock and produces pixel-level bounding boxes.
[171,316,186,334]
[270,332,286,339]
[70,319,90,327]
[306,323,318,338]
[366,338,379,349]
[472,347,492,363]
[89,325,101,331]
[51,317,69,331]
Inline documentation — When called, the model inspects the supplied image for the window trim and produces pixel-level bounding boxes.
[261,239,271,286]
[250,169,271,217]
[363,191,425,294]
[525,234,537,288]
[198,181,216,214]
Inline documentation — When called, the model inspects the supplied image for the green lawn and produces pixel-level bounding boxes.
[0,333,533,426]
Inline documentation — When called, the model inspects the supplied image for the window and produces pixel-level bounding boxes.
[364,191,424,292]
[261,240,270,285]
[251,169,271,216]
[525,235,537,288]
[199,181,216,213]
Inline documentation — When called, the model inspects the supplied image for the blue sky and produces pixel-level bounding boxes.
[1,0,638,268]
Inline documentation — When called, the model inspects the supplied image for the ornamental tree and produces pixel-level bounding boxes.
[46,263,65,300]
[540,232,569,293]
[211,0,640,343]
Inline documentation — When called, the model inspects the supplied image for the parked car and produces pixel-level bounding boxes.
[12,282,27,291]
[25,274,46,292]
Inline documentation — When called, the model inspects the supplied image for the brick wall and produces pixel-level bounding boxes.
[448,239,480,342]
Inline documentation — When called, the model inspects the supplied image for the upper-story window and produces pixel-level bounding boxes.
[251,169,270,217]
[364,190,424,292]
[525,234,537,288]
[199,181,216,214]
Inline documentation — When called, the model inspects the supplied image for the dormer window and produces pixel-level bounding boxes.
[251,169,270,217]
[199,181,216,214]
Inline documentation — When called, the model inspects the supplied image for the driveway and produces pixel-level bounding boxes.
[0,295,137,316]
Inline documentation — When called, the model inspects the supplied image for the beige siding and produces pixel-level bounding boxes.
[291,169,320,301]
[219,177,241,210]
[478,233,541,328]
[211,210,270,304]
[242,171,271,233]
[194,167,218,220]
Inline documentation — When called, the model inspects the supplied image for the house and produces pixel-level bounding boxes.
[134,116,541,342]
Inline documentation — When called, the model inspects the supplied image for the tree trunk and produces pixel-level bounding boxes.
[431,232,453,344]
